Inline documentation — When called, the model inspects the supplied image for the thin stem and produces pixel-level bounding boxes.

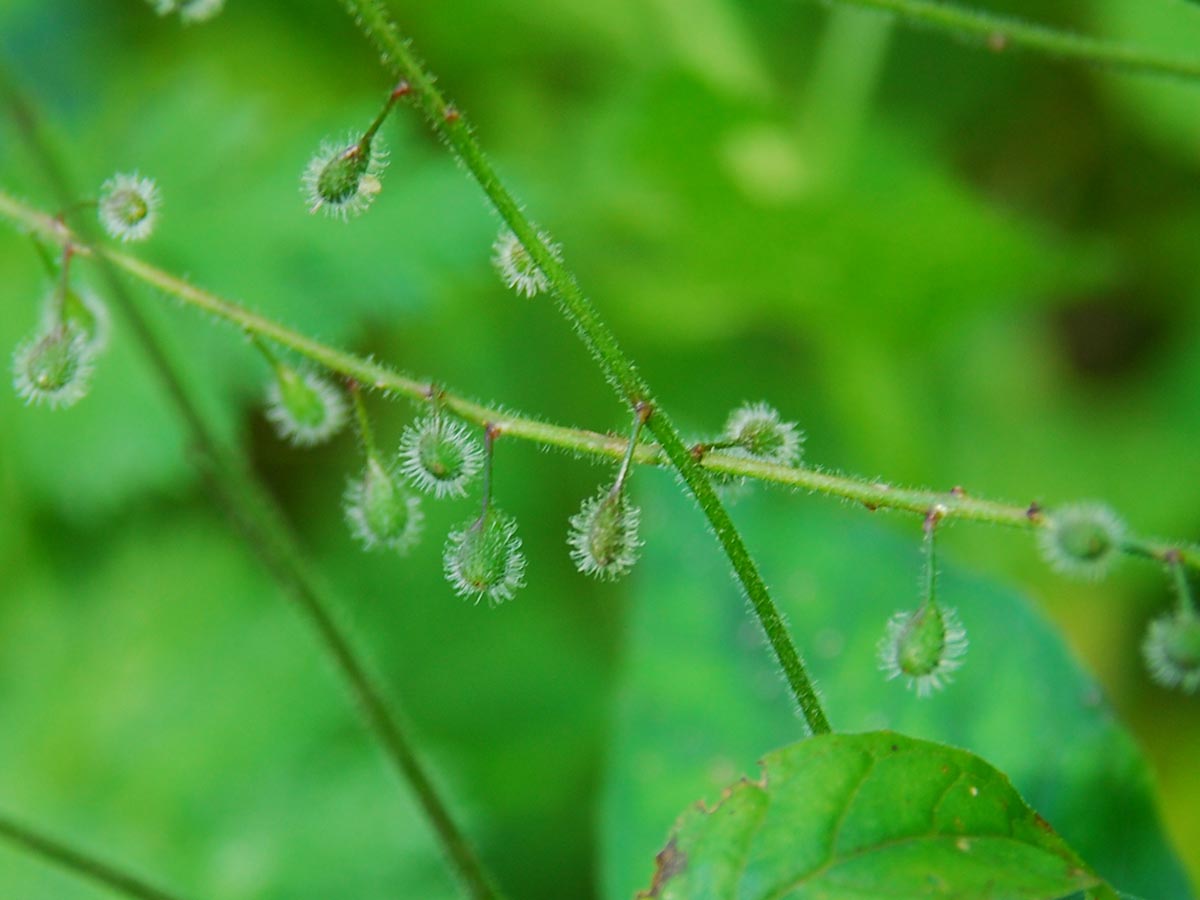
[0,74,505,900]
[476,423,498,524]
[612,403,650,495]
[813,0,1200,82]
[360,81,408,147]
[47,244,73,324]
[0,813,188,900]
[334,0,832,735]
[29,233,57,277]
[54,198,97,220]
[922,508,942,610]
[1168,553,1197,621]
[2,188,1197,576]
[349,380,381,459]
[691,438,741,458]
[249,333,284,374]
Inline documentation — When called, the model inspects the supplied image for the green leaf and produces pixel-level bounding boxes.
[642,731,1112,900]
[601,485,1194,900]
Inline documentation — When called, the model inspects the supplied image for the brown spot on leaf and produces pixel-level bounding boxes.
[1034,812,1053,833]
[638,839,687,898]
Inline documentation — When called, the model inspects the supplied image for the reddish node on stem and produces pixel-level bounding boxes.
[443,106,461,123]
[1164,547,1183,566]
[1026,501,1043,521]
[391,80,412,99]
[690,443,707,462]
[987,31,1009,53]
[950,485,966,497]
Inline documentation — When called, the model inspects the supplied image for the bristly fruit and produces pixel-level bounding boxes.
[148,0,224,23]
[568,486,641,580]
[264,364,347,446]
[444,509,526,605]
[302,134,388,220]
[877,603,968,698]
[98,172,161,243]
[11,323,95,410]
[492,228,561,298]
[1038,502,1124,580]
[178,0,224,22]
[723,402,802,466]
[399,414,484,498]
[1142,610,1200,694]
[344,456,424,553]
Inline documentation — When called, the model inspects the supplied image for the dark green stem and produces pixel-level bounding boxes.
[814,0,1200,82]
[1,65,505,900]
[0,813,187,900]
[1168,553,1197,620]
[335,0,831,734]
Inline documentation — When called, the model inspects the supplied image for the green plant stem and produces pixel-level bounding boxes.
[612,405,649,495]
[812,0,1200,81]
[0,813,188,900]
[1169,556,1198,620]
[0,81,503,900]
[329,0,836,733]
[1,187,1196,576]
[349,381,383,459]
[923,511,938,609]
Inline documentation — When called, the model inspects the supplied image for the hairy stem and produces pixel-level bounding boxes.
[337,0,833,732]
[814,0,1200,81]
[1,187,1196,576]
[0,813,188,900]
[0,78,503,900]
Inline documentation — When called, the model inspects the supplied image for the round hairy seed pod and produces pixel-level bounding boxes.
[302,134,388,220]
[344,456,424,553]
[444,510,526,605]
[492,228,561,298]
[178,0,224,22]
[1038,503,1124,580]
[1142,611,1200,694]
[98,172,161,242]
[264,365,348,446]
[722,402,803,466]
[398,414,484,498]
[877,603,968,698]
[11,323,95,410]
[568,487,642,580]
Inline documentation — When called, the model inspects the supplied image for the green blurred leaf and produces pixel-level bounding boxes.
[601,482,1193,900]
[641,731,1110,900]
[0,510,458,899]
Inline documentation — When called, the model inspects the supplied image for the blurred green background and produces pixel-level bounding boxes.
[1,0,1199,897]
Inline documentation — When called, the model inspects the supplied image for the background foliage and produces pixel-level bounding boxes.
[1,0,1198,896]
